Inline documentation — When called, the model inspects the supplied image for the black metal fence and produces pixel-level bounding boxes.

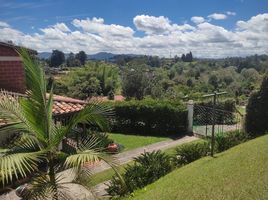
[193,105,243,137]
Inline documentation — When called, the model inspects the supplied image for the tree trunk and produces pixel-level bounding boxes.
[48,153,59,200]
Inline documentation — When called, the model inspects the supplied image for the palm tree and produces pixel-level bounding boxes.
[0,49,116,199]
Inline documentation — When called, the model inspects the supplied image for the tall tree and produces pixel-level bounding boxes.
[246,74,268,136]
[76,51,87,65]
[50,50,65,67]
[181,54,186,62]
[122,67,148,100]
[208,74,219,90]
[0,49,117,199]
[185,52,193,62]
[66,52,75,67]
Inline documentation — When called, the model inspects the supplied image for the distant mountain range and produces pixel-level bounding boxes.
[38,52,139,61]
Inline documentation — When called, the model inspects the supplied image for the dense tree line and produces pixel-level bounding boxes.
[49,51,268,103]
[48,50,87,67]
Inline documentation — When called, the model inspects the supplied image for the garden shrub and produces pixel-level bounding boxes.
[194,99,236,125]
[174,140,210,166]
[105,99,188,136]
[245,74,268,137]
[106,150,173,197]
[215,130,249,152]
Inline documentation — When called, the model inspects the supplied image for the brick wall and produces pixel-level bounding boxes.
[0,45,25,93]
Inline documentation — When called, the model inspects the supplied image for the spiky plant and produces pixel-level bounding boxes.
[0,49,116,199]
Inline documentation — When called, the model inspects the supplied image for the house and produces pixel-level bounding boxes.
[0,42,87,144]
[0,41,86,116]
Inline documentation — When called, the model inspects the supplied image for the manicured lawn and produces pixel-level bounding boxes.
[108,133,170,151]
[129,134,268,200]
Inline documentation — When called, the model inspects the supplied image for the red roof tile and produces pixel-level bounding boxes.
[0,91,87,118]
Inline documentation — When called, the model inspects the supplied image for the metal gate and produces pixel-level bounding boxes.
[193,104,243,137]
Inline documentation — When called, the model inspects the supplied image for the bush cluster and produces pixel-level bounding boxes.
[245,74,268,137]
[215,130,249,152]
[173,140,210,166]
[106,99,188,136]
[106,151,173,197]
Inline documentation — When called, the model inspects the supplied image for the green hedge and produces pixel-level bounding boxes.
[106,99,188,136]
[194,99,236,125]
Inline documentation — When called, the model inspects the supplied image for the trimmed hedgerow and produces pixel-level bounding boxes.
[105,99,188,136]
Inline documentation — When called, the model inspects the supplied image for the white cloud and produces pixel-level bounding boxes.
[53,23,70,32]
[236,13,268,32]
[208,13,228,20]
[0,21,10,28]
[191,16,205,24]
[226,11,236,16]
[72,17,134,38]
[133,15,172,34]
[0,13,267,58]
[133,15,194,35]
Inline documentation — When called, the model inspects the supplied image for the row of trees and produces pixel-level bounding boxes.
[181,52,193,62]
[49,49,267,102]
[49,50,87,67]
[120,62,262,101]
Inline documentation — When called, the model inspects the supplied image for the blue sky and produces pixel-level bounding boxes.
[0,0,268,57]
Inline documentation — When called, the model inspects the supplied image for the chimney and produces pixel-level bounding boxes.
[0,42,36,94]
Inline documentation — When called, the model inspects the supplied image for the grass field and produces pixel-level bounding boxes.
[108,133,170,151]
[129,134,268,200]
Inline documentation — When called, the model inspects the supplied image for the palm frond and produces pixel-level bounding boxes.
[8,133,44,153]
[16,48,53,144]
[0,151,45,185]
[0,89,48,144]
[64,149,102,169]
[16,48,47,106]
[52,101,113,147]
[64,136,118,184]
[24,173,72,200]
[0,91,27,125]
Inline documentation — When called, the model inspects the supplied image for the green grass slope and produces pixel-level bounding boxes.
[130,134,268,200]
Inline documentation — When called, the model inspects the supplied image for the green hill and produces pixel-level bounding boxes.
[130,134,268,200]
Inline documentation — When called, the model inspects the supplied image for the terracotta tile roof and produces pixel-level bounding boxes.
[52,95,86,116]
[0,91,87,119]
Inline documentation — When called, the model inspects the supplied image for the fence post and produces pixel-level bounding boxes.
[187,100,194,134]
